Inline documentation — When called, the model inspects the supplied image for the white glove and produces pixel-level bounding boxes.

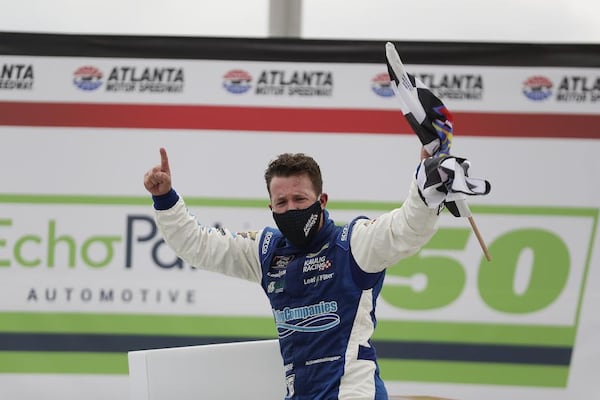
[416,156,491,213]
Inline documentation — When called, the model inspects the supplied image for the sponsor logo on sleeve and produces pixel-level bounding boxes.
[261,231,273,255]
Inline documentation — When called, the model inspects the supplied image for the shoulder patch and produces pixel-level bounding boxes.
[261,230,274,255]
[337,216,369,251]
[236,231,258,240]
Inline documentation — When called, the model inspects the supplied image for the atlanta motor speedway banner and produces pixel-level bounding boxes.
[0,33,599,400]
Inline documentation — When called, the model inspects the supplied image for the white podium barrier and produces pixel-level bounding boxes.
[128,339,456,400]
[128,339,286,400]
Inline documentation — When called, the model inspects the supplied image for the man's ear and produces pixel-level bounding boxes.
[268,203,272,211]
[319,193,328,208]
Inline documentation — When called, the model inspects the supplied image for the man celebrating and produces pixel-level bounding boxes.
[143,43,490,400]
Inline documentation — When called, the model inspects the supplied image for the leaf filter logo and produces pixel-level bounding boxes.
[73,66,104,91]
[223,69,252,94]
[523,75,553,101]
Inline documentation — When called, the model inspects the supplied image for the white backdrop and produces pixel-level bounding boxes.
[0,43,599,399]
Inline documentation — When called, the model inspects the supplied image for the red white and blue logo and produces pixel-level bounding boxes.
[522,75,553,101]
[371,72,394,97]
[223,69,252,94]
[73,66,103,91]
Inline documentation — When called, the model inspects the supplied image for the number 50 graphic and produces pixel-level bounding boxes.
[384,227,570,314]
[381,210,596,323]
[375,208,598,387]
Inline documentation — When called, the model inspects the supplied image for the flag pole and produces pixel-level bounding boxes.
[448,199,492,262]
[467,215,492,261]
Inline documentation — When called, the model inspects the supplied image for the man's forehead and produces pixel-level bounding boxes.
[269,174,316,195]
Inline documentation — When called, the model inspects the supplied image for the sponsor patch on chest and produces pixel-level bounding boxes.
[303,272,334,285]
[302,256,331,273]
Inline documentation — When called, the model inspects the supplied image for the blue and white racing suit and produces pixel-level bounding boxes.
[153,180,439,399]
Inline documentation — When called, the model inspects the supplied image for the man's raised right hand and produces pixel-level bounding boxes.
[143,147,172,196]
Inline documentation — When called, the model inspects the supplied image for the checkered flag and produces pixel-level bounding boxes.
[385,41,490,213]
[416,156,491,212]
[385,42,453,157]
[386,42,492,260]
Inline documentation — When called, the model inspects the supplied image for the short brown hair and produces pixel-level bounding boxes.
[264,153,323,196]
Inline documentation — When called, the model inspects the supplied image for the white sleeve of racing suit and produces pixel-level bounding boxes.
[154,197,263,283]
[350,179,439,273]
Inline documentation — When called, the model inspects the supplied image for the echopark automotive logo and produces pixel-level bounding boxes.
[522,75,553,101]
[223,69,252,94]
[73,66,103,91]
[371,72,394,97]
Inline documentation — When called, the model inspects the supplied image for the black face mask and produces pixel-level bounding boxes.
[272,200,322,248]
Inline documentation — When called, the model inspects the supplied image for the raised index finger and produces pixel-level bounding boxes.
[159,147,170,173]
